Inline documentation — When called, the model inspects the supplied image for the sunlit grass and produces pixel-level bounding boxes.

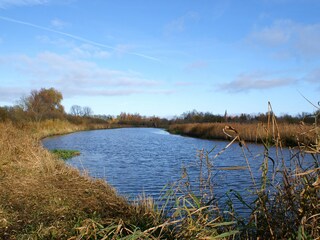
[0,122,162,239]
[0,102,319,239]
[168,121,315,147]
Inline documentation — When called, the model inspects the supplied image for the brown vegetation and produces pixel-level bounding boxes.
[167,107,320,239]
[0,89,319,239]
[168,121,316,147]
[0,122,162,239]
[1,117,319,239]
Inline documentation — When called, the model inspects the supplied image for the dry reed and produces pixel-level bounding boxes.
[0,122,163,239]
[168,121,315,146]
[1,109,319,239]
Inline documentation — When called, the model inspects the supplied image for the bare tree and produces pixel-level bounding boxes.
[82,106,93,117]
[70,105,83,116]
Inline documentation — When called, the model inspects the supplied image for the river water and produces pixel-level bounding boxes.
[42,128,311,215]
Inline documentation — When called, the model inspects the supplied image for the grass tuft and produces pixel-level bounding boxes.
[50,149,80,160]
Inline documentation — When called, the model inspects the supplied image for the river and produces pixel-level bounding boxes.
[42,127,310,215]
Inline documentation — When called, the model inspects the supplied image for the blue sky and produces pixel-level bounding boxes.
[0,0,319,117]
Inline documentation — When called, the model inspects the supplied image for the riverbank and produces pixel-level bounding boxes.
[0,120,166,239]
[168,122,316,147]
[1,120,319,239]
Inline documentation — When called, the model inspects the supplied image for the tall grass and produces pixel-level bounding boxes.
[164,103,320,239]
[242,104,320,239]
[0,122,170,239]
[168,120,315,147]
[23,118,111,139]
[124,102,319,239]
[1,103,319,239]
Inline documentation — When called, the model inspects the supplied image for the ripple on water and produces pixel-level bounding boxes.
[42,127,309,215]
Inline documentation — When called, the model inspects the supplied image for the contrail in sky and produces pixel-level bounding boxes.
[0,16,161,62]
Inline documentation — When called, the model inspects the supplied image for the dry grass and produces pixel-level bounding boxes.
[0,120,251,239]
[168,121,315,146]
[167,106,319,239]
[0,122,162,239]
[20,119,111,139]
[1,114,319,239]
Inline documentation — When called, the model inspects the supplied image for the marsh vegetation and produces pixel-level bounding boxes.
[0,89,319,239]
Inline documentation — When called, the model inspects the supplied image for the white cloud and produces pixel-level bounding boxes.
[218,72,298,93]
[50,18,68,29]
[114,44,135,57]
[0,52,171,100]
[305,68,320,91]
[248,20,320,60]
[36,36,111,59]
[294,24,320,58]
[164,12,199,36]
[250,20,291,46]
[62,88,173,98]
[37,36,111,59]
[0,16,161,62]
[0,87,27,102]
[0,0,48,8]
[70,44,111,59]
[14,52,159,86]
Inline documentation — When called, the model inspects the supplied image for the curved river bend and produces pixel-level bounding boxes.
[42,128,306,213]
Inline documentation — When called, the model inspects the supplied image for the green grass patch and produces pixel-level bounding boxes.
[50,149,80,160]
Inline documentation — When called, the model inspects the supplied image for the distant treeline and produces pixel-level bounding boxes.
[171,109,318,125]
[0,88,318,126]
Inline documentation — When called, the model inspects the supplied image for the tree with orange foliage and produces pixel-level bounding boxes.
[22,88,65,121]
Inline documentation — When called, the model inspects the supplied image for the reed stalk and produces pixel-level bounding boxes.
[1,102,319,239]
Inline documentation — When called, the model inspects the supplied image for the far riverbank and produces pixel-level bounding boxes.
[167,122,316,147]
